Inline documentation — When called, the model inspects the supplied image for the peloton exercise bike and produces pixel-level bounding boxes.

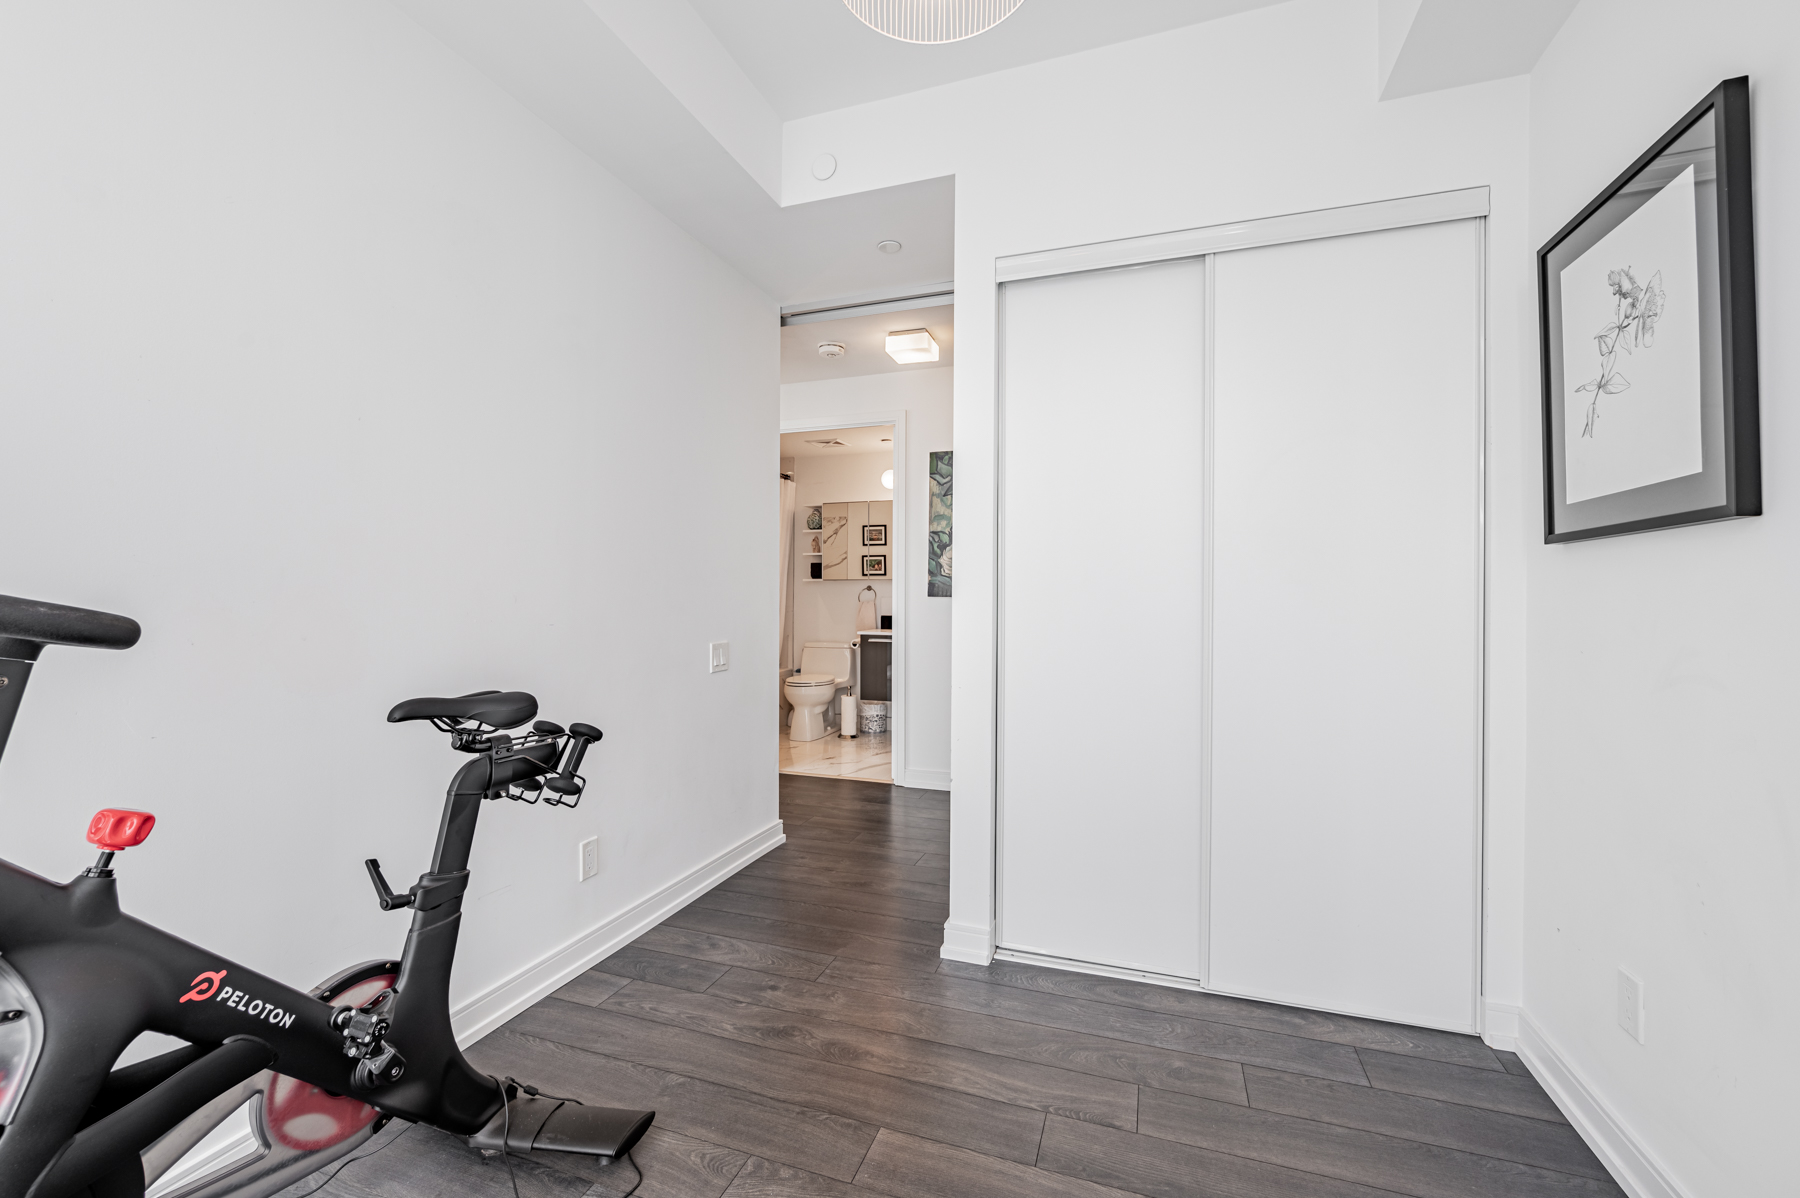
[0,594,653,1197]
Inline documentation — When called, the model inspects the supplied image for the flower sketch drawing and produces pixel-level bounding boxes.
[1574,266,1666,438]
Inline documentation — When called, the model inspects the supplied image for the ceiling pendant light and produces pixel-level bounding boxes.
[844,0,1025,45]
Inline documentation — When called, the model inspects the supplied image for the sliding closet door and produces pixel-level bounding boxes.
[998,258,1206,978]
[1208,219,1481,1030]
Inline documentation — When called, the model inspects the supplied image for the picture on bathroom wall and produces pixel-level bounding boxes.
[863,524,887,546]
[928,450,953,597]
[862,555,887,577]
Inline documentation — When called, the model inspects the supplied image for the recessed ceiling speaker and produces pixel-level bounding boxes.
[877,240,902,254]
[844,0,1024,44]
[818,343,847,359]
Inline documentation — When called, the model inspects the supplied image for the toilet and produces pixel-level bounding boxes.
[784,642,854,742]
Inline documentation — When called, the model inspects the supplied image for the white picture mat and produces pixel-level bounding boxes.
[998,258,1207,979]
[1560,165,1704,504]
[1208,221,1480,1031]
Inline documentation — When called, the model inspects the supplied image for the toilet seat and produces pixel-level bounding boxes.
[787,673,841,687]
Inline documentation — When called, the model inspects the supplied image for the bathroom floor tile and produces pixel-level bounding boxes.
[780,730,891,783]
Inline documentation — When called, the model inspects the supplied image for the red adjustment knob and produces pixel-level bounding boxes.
[88,809,156,851]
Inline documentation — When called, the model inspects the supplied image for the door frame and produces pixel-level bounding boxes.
[780,411,909,784]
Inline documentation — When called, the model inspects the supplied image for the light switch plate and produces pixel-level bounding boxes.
[709,641,729,673]
[578,836,599,882]
[1616,968,1644,1043]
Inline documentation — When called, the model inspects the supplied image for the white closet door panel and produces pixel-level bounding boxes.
[999,258,1205,978]
[1209,220,1481,1030]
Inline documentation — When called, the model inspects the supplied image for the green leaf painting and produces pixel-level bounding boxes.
[928,451,952,598]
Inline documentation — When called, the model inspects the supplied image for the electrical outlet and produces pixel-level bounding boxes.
[1616,968,1644,1043]
[709,641,729,673]
[578,836,599,882]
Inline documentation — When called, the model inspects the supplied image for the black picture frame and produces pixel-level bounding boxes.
[862,555,887,577]
[1538,75,1760,543]
[863,524,887,546]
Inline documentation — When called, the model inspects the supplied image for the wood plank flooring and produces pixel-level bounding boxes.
[284,774,1621,1198]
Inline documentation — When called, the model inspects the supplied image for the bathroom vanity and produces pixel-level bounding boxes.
[855,630,892,703]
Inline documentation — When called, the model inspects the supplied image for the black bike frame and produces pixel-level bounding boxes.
[0,732,558,1196]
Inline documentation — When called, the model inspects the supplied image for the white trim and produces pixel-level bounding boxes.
[148,821,785,1195]
[781,281,955,320]
[1197,253,1216,988]
[901,767,951,791]
[782,290,955,326]
[1482,999,1520,1051]
[449,820,785,1045]
[780,412,909,783]
[1516,1012,1693,1198]
[939,919,997,964]
[994,947,1206,992]
[994,187,1491,283]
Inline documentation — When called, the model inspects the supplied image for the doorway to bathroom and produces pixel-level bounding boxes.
[779,422,897,783]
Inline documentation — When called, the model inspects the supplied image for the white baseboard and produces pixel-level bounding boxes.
[938,919,996,964]
[148,821,785,1197]
[1482,1000,1520,1051]
[451,820,785,1045]
[899,767,951,791]
[1515,1011,1691,1198]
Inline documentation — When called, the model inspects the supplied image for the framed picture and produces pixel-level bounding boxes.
[928,451,952,596]
[1538,76,1760,543]
[862,555,887,577]
[863,524,887,546]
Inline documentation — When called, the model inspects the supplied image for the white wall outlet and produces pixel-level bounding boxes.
[709,641,729,673]
[578,836,599,882]
[1616,968,1644,1043]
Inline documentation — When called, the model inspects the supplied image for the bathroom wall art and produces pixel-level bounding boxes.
[863,524,887,546]
[1538,76,1760,542]
[863,555,887,577]
[928,451,953,596]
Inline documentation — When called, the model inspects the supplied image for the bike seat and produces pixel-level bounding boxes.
[387,690,538,730]
[0,594,141,657]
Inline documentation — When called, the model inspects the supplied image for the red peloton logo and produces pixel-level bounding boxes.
[179,969,297,1028]
[181,970,226,1003]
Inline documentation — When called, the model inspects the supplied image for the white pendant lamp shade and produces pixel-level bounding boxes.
[844,0,1024,44]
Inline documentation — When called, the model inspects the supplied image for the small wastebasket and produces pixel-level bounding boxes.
[859,701,889,735]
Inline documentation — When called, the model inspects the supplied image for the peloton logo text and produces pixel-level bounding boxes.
[180,969,297,1029]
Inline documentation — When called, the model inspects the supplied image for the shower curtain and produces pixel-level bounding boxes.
[779,476,797,672]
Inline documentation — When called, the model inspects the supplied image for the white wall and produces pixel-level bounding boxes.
[783,369,952,789]
[779,0,1533,985]
[0,1,777,1032]
[791,449,894,653]
[1525,5,1800,1194]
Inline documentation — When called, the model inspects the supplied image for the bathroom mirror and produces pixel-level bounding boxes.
[807,501,891,579]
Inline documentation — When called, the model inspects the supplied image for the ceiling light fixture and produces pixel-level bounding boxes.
[885,328,940,364]
[818,342,846,359]
[844,0,1024,44]
[881,469,894,490]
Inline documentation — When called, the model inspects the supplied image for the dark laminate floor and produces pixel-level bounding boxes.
[295,774,1622,1198]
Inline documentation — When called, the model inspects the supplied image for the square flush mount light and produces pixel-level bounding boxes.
[885,328,940,364]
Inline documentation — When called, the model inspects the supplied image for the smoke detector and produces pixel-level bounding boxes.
[818,342,847,359]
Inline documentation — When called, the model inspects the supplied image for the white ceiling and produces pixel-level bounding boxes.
[395,0,955,307]
[395,0,1560,308]
[689,0,1289,119]
[781,425,896,459]
[781,304,954,384]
